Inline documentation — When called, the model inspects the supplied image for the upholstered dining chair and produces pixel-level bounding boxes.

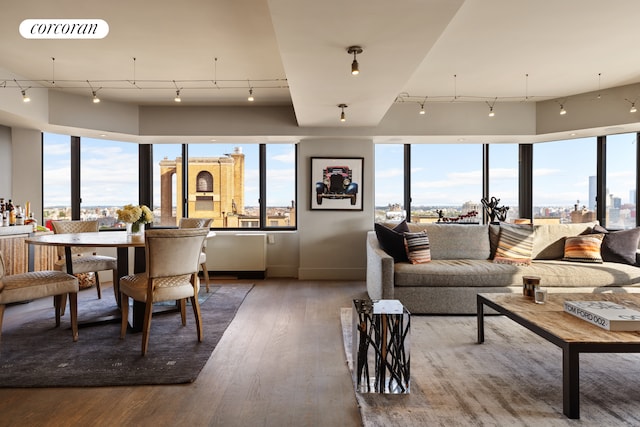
[0,250,79,342]
[119,228,209,356]
[51,220,118,300]
[178,217,213,292]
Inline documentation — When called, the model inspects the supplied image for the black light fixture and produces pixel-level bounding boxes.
[174,90,181,103]
[248,88,254,102]
[347,46,363,75]
[87,80,101,104]
[419,103,426,115]
[486,98,497,117]
[626,98,638,113]
[338,103,348,122]
[14,79,30,102]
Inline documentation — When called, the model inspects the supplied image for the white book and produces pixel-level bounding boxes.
[564,300,640,331]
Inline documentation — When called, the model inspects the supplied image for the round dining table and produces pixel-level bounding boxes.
[26,230,215,332]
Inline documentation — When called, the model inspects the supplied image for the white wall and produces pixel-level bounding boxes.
[297,138,374,280]
[0,125,11,197]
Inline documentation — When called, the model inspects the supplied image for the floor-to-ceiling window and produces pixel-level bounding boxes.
[606,132,637,229]
[410,144,483,223]
[374,144,406,222]
[265,144,297,227]
[533,137,597,224]
[488,144,519,222]
[80,138,139,229]
[42,133,71,227]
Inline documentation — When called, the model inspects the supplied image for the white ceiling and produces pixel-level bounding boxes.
[1,0,640,129]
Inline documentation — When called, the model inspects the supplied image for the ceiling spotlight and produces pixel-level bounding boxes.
[248,88,254,102]
[419,103,426,115]
[559,104,567,115]
[92,91,100,103]
[486,98,497,117]
[347,46,363,76]
[21,90,30,103]
[174,90,181,103]
[338,104,348,122]
[626,98,638,113]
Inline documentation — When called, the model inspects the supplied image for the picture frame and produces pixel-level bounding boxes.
[310,157,363,211]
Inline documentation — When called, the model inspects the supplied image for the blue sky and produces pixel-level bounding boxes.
[43,132,636,210]
[43,134,296,208]
[375,134,636,208]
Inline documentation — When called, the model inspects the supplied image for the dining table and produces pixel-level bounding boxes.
[26,230,215,332]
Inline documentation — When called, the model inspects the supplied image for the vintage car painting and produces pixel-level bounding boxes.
[315,165,358,205]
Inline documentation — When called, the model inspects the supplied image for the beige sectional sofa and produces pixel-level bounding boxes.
[366,221,640,314]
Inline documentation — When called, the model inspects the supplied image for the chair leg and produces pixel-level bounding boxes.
[94,271,102,299]
[112,269,120,303]
[54,295,62,327]
[120,293,129,339]
[201,263,210,292]
[180,299,187,325]
[58,293,68,316]
[68,292,79,342]
[191,295,203,342]
[0,304,5,344]
[141,300,154,356]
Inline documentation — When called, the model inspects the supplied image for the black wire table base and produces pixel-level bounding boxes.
[352,299,410,394]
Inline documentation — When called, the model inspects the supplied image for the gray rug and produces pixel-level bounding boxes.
[341,308,640,426]
[0,284,253,387]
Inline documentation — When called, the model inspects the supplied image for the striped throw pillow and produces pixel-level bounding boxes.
[404,231,431,264]
[563,234,604,263]
[493,224,535,266]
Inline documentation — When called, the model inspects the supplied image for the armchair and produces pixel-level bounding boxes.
[0,250,79,342]
[178,218,213,292]
[119,228,209,356]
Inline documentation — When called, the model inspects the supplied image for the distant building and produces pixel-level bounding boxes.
[159,148,245,227]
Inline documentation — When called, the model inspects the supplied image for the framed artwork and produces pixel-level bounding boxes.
[310,157,363,211]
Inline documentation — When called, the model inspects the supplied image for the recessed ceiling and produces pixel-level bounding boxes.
[1,0,640,129]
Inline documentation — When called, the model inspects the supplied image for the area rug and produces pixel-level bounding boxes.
[341,308,640,426]
[0,284,253,387]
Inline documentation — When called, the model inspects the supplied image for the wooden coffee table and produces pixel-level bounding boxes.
[477,292,640,419]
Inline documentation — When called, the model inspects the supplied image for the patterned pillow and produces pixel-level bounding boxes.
[563,234,604,263]
[404,231,431,264]
[493,224,535,265]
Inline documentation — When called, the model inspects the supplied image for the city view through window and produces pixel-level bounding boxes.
[42,134,296,229]
[375,134,637,229]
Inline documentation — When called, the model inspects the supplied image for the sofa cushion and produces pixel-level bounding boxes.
[393,259,640,288]
[532,222,597,260]
[592,225,640,265]
[404,231,431,264]
[374,221,410,262]
[493,223,535,265]
[418,224,490,260]
[563,234,604,263]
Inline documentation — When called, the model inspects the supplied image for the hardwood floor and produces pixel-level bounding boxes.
[0,279,366,427]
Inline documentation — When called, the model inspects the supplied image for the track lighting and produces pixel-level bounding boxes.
[625,98,637,113]
[92,91,100,103]
[248,88,254,102]
[486,98,497,117]
[488,107,495,117]
[347,46,363,76]
[419,103,426,115]
[559,104,567,115]
[174,90,181,103]
[338,104,347,122]
[21,90,30,103]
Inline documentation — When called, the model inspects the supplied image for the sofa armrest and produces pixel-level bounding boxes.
[366,231,395,299]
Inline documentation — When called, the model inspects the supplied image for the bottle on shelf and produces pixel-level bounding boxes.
[7,199,15,226]
[15,205,24,226]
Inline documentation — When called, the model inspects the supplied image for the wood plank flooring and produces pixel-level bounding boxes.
[0,279,366,427]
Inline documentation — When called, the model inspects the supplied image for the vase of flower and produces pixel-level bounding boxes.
[117,204,154,240]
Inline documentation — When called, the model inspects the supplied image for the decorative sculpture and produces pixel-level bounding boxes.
[481,196,509,223]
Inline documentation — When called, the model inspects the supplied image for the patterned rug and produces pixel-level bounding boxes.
[0,284,253,387]
[341,309,640,426]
